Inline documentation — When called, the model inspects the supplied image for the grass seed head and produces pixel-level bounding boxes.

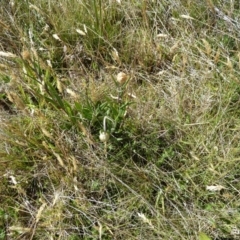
[21,50,31,60]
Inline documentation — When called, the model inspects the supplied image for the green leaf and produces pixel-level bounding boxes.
[198,232,212,240]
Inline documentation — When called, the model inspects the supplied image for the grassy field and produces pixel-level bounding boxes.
[1,0,240,239]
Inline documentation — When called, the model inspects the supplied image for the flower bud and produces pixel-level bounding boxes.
[99,131,109,142]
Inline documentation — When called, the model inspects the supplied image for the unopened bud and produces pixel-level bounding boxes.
[99,131,109,142]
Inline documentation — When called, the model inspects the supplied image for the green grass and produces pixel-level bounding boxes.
[1,0,240,239]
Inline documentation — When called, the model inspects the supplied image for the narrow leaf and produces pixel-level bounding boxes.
[199,232,212,240]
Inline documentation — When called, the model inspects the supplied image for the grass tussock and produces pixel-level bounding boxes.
[1,0,240,239]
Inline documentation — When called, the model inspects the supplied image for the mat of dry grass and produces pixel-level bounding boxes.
[1,1,240,239]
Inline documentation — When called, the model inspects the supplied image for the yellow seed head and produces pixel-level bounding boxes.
[21,50,31,60]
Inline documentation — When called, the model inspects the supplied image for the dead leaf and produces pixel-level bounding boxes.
[180,15,194,20]
[206,185,225,191]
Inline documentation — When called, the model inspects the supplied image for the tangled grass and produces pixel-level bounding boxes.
[1,0,240,239]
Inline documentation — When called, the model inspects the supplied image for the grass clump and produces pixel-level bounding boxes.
[1,0,240,239]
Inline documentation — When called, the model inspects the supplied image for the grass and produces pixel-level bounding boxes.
[1,0,240,239]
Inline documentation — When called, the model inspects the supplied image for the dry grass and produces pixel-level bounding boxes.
[1,0,240,239]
